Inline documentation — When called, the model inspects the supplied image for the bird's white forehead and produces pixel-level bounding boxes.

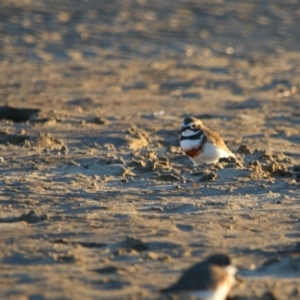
[181,121,195,127]
[181,119,202,128]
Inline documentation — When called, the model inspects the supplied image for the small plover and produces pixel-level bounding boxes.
[160,254,237,300]
[180,117,235,166]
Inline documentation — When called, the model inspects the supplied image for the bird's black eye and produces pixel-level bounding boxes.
[191,124,196,128]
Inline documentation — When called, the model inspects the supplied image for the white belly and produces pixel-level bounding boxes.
[189,283,230,300]
[193,142,234,165]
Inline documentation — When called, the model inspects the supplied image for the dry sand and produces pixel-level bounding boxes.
[0,1,300,299]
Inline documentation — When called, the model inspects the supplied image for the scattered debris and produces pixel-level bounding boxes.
[199,171,218,182]
[143,151,157,160]
[263,163,293,177]
[53,254,76,263]
[0,106,39,122]
[30,133,68,152]
[0,131,29,145]
[143,251,171,261]
[152,157,170,170]
[125,128,149,149]
[119,236,148,252]
[19,211,48,224]
[151,174,181,181]
[127,159,147,167]
[121,167,137,177]
[92,266,120,274]
[106,157,125,165]
[50,239,107,248]
[237,144,253,154]
[0,211,47,224]
[250,161,293,178]
[218,156,237,163]
[87,116,109,125]
[166,146,181,153]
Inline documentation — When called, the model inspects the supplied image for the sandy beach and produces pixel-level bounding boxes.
[0,1,300,299]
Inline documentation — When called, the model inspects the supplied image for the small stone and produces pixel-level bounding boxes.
[199,172,217,182]
[237,144,252,154]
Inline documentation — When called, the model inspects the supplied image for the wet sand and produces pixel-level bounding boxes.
[0,1,300,299]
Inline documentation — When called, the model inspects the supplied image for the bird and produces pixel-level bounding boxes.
[180,117,235,166]
[160,254,237,300]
